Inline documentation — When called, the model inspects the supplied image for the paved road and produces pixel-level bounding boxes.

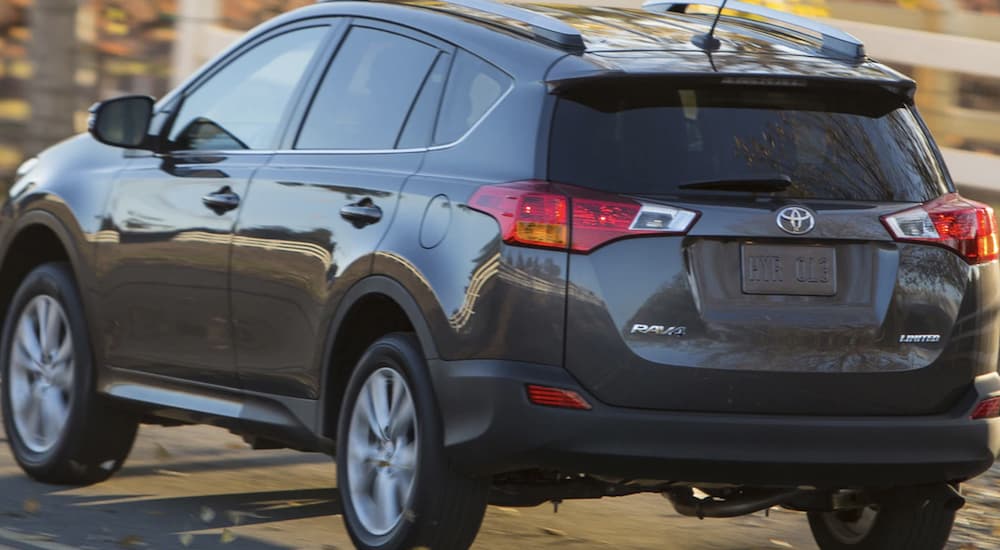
[0,421,997,550]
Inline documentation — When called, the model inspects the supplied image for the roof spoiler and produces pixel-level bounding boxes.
[547,73,916,101]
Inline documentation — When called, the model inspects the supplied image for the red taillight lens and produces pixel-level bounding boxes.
[468,181,699,252]
[526,385,592,410]
[971,396,1000,419]
[882,193,999,264]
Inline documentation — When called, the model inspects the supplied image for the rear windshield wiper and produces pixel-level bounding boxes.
[678,176,793,192]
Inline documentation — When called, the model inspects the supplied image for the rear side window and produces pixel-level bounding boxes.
[434,50,511,145]
[296,27,439,150]
[549,82,950,202]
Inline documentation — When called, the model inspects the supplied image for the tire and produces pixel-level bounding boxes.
[336,333,488,550]
[1,262,137,485]
[807,487,957,550]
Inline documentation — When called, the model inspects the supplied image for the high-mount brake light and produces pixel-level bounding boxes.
[468,181,699,252]
[881,193,999,265]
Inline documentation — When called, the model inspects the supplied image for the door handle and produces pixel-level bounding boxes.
[202,187,241,214]
[340,198,382,227]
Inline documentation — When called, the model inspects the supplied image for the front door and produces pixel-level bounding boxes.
[95,23,330,386]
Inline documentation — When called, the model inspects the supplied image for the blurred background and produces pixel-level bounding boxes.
[0,0,998,193]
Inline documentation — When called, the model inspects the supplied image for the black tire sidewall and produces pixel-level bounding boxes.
[807,489,956,550]
[1,263,97,475]
[336,333,447,550]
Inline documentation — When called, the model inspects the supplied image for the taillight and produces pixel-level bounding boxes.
[881,193,999,265]
[468,181,699,252]
[971,396,1000,420]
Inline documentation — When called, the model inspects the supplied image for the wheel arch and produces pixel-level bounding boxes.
[0,211,92,332]
[319,275,440,440]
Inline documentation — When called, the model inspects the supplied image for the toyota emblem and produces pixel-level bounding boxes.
[776,206,815,235]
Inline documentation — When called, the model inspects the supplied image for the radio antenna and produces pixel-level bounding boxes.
[691,0,729,51]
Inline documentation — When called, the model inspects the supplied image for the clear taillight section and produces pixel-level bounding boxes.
[881,193,999,265]
[468,181,699,253]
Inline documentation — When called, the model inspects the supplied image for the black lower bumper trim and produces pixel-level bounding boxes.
[429,359,1000,488]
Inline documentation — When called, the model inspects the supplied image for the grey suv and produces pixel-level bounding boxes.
[2,0,999,549]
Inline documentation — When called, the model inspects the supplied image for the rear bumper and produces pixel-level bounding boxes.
[429,359,1000,488]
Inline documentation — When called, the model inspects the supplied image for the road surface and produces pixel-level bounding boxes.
[0,421,997,549]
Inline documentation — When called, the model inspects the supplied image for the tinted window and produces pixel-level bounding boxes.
[434,50,511,145]
[397,54,449,149]
[169,27,326,151]
[550,83,950,202]
[296,27,439,150]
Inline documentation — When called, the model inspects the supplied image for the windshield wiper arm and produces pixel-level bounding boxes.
[678,175,793,192]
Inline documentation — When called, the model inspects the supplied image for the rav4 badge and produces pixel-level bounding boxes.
[630,324,687,336]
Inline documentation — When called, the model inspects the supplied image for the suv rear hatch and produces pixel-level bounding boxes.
[545,77,1000,416]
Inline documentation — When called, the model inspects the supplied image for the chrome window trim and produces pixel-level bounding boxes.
[164,76,515,157]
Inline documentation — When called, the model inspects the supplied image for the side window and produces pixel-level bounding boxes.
[168,26,327,151]
[434,50,512,145]
[397,54,450,149]
[296,27,440,150]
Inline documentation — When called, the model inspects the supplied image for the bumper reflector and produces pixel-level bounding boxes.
[971,396,1000,419]
[526,385,592,410]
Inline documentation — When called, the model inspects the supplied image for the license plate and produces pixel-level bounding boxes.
[741,243,836,296]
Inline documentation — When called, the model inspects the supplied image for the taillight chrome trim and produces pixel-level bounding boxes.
[468,181,701,253]
[880,193,999,265]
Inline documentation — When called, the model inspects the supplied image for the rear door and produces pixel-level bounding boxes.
[230,21,451,397]
[552,80,1000,415]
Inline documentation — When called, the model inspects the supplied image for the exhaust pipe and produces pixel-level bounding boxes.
[666,488,802,519]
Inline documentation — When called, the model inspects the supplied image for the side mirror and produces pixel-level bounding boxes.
[88,95,155,149]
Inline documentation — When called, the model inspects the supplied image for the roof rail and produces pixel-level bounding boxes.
[643,0,865,59]
[442,0,585,51]
[318,0,585,52]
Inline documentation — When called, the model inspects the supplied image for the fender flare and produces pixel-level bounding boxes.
[317,275,440,437]
[0,210,89,286]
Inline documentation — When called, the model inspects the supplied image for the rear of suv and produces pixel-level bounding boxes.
[2,1,999,549]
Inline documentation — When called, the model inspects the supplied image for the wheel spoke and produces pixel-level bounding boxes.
[11,344,42,375]
[35,298,49,353]
[13,384,35,417]
[374,471,400,527]
[43,301,61,358]
[393,441,417,471]
[52,332,73,365]
[40,389,66,441]
[388,395,414,440]
[17,315,43,364]
[361,386,385,439]
[370,373,391,435]
[49,362,74,391]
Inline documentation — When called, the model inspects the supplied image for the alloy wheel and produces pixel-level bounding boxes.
[346,366,419,536]
[7,295,75,454]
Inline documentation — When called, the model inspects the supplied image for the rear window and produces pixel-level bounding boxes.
[549,82,950,202]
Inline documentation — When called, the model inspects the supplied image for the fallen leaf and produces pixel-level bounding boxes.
[22,498,40,514]
[220,529,236,544]
[117,534,145,548]
[154,469,189,478]
[200,506,216,523]
[153,443,171,460]
[178,533,194,547]
[225,510,264,525]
